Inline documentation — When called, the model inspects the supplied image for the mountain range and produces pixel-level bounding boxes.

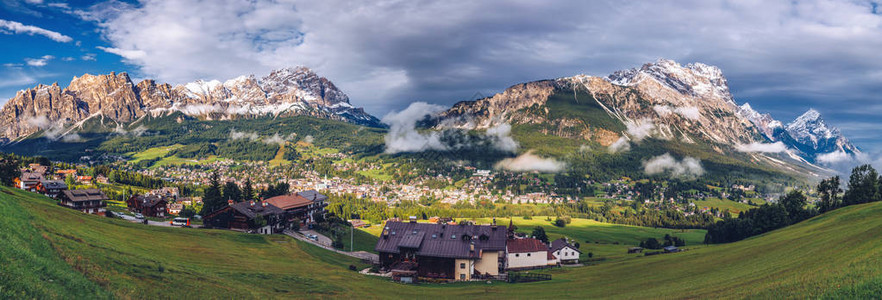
[437,59,858,166]
[0,59,860,177]
[0,67,381,143]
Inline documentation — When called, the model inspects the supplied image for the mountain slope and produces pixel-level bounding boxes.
[435,59,830,180]
[737,104,859,162]
[4,185,881,298]
[0,67,381,143]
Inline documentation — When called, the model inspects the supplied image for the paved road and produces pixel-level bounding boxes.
[114,212,197,228]
[284,230,379,263]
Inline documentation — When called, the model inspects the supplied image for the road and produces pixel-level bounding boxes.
[115,212,197,228]
[284,230,379,263]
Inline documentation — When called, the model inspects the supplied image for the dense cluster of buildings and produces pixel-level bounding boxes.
[375,218,580,283]
[14,164,109,215]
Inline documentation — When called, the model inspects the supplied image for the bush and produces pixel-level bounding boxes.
[523,215,532,220]
[349,265,358,271]
[553,218,566,228]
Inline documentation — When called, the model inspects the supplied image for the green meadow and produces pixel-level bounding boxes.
[2,186,881,299]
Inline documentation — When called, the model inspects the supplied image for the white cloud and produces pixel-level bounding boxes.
[0,19,72,42]
[24,55,54,67]
[303,135,314,144]
[675,106,700,120]
[81,53,97,61]
[735,141,788,153]
[25,115,68,141]
[817,150,853,164]
[263,133,287,146]
[60,133,83,142]
[643,153,704,177]
[485,123,518,152]
[382,102,448,154]
[608,136,631,153]
[96,46,147,60]
[653,105,700,120]
[230,129,259,141]
[494,151,565,173]
[625,118,655,141]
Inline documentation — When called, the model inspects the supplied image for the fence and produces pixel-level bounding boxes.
[507,272,552,283]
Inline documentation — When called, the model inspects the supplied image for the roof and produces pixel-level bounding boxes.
[547,252,556,260]
[375,221,508,259]
[230,201,285,219]
[134,195,168,208]
[264,194,313,210]
[21,172,43,181]
[40,180,67,190]
[297,190,328,202]
[62,189,108,202]
[550,238,582,253]
[507,238,549,254]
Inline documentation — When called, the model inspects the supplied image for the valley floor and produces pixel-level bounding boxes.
[2,186,881,299]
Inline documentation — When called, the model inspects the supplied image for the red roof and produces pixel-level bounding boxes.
[506,238,548,254]
[264,194,312,210]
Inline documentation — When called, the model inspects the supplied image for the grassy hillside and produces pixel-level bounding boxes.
[2,186,881,298]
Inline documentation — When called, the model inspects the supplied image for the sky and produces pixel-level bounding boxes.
[1,0,881,155]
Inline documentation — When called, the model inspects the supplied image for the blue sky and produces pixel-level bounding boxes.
[1,0,881,158]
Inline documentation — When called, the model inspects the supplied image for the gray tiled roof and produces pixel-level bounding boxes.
[230,201,285,219]
[375,221,507,259]
[550,238,581,253]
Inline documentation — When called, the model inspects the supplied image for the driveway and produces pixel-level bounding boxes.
[114,212,199,228]
[299,229,333,247]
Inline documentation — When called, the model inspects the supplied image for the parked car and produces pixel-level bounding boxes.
[308,234,318,241]
[171,217,190,227]
[134,213,145,220]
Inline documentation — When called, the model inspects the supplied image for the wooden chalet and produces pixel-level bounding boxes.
[203,200,287,234]
[36,180,68,198]
[127,195,169,217]
[59,189,107,215]
[375,221,508,282]
[17,172,43,191]
[263,191,327,224]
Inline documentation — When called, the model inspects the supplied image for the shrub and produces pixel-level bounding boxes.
[349,265,358,271]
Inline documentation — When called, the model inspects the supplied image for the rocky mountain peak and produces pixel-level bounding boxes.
[786,109,838,146]
[606,58,735,106]
[737,102,782,139]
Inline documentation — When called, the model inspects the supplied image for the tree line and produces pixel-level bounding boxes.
[704,164,882,244]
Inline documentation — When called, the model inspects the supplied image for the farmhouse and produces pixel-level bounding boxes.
[505,238,554,270]
[59,189,107,215]
[17,172,43,191]
[375,221,507,282]
[36,180,67,198]
[203,200,287,234]
[549,238,581,264]
[264,192,326,225]
[127,195,169,218]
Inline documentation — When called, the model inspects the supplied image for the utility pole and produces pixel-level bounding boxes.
[350,224,354,252]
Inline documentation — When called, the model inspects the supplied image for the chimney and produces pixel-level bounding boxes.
[470,243,475,252]
[250,200,255,206]
[228,200,234,205]
[409,216,417,223]
[262,201,268,207]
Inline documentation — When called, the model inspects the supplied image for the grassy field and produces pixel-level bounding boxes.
[3,186,881,298]
[127,144,184,163]
[693,197,755,215]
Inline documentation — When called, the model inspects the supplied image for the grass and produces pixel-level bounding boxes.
[693,197,755,215]
[127,144,184,163]
[315,224,380,253]
[268,142,291,167]
[472,216,706,261]
[3,186,882,298]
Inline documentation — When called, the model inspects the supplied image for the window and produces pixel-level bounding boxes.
[460,274,466,280]
[515,254,519,257]
[527,253,531,257]
[460,263,465,269]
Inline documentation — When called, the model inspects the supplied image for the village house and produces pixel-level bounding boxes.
[549,238,581,265]
[203,200,287,234]
[167,203,183,215]
[36,180,67,198]
[505,238,555,270]
[127,195,169,218]
[59,189,107,215]
[375,220,507,282]
[17,172,43,191]
[263,190,328,224]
